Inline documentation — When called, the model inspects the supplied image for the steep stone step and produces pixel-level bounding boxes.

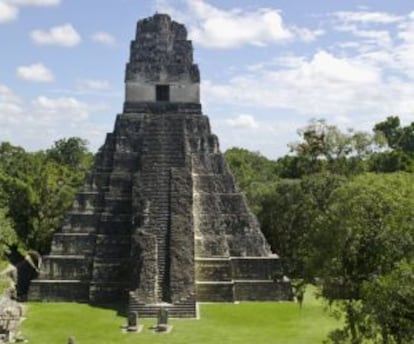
[102,196,132,214]
[89,282,130,303]
[90,258,130,282]
[61,213,99,233]
[50,233,95,256]
[97,218,132,235]
[94,234,131,259]
[29,280,90,302]
[128,292,197,318]
[38,256,93,280]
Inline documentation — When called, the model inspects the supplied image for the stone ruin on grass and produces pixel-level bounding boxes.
[28,13,292,317]
[0,290,24,343]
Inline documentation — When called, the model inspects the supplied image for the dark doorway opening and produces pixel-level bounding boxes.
[156,85,170,102]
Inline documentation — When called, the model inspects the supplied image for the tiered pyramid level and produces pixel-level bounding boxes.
[29,14,292,317]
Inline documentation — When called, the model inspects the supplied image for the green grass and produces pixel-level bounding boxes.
[22,288,339,344]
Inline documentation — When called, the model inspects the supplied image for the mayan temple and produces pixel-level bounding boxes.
[28,14,292,317]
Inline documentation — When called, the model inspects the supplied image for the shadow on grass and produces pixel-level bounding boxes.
[88,302,128,317]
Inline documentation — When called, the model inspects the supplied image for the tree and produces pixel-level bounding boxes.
[369,151,414,173]
[224,147,278,189]
[258,173,346,277]
[276,155,322,179]
[0,170,36,250]
[0,141,94,254]
[312,173,414,343]
[362,259,414,344]
[47,137,93,169]
[0,207,17,257]
[374,116,414,154]
[374,116,401,150]
[288,119,378,176]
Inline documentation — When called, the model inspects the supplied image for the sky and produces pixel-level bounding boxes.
[1,0,414,158]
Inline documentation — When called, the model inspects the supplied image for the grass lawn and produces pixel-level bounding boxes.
[22,288,339,344]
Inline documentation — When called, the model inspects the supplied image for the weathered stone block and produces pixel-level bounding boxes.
[195,258,232,281]
[29,281,90,302]
[196,282,234,302]
[234,281,293,301]
[231,257,283,280]
[38,257,92,280]
[51,234,95,256]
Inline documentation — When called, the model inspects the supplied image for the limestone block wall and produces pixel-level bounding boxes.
[50,233,95,256]
[169,167,195,304]
[125,81,199,103]
[187,114,271,259]
[195,258,292,302]
[39,257,92,280]
[125,14,200,104]
[29,281,90,302]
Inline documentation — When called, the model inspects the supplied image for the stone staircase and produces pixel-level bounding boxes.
[137,114,187,302]
[128,292,197,318]
[88,128,140,303]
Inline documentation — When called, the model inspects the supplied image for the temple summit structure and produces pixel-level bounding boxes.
[28,14,292,317]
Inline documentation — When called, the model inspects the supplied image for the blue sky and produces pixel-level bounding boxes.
[1,0,414,158]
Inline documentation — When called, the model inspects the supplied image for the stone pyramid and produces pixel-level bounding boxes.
[29,14,292,317]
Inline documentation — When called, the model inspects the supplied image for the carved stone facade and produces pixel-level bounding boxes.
[28,14,292,317]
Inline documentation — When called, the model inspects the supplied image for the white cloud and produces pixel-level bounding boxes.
[211,113,305,157]
[0,0,60,23]
[202,49,396,118]
[156,0,321,49]
[77,79,111,92]
[16,63,54,82]
[0,2,18,22]
[0,84,19,102]
[225,114,258,129]
[7,0,60,6]
[0,85,110,151]
[307,51,380,83]
[31,24,81,47]
[336,24,392,48]
[188,2,292,48]
[91,32,115,46]
[393,13,414,77]
[33,96,92,120]
[292,27,325,43]
[202,28,414,138]
[334,11,403,24]
[0,84,23,120]
[352,29,392,47]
